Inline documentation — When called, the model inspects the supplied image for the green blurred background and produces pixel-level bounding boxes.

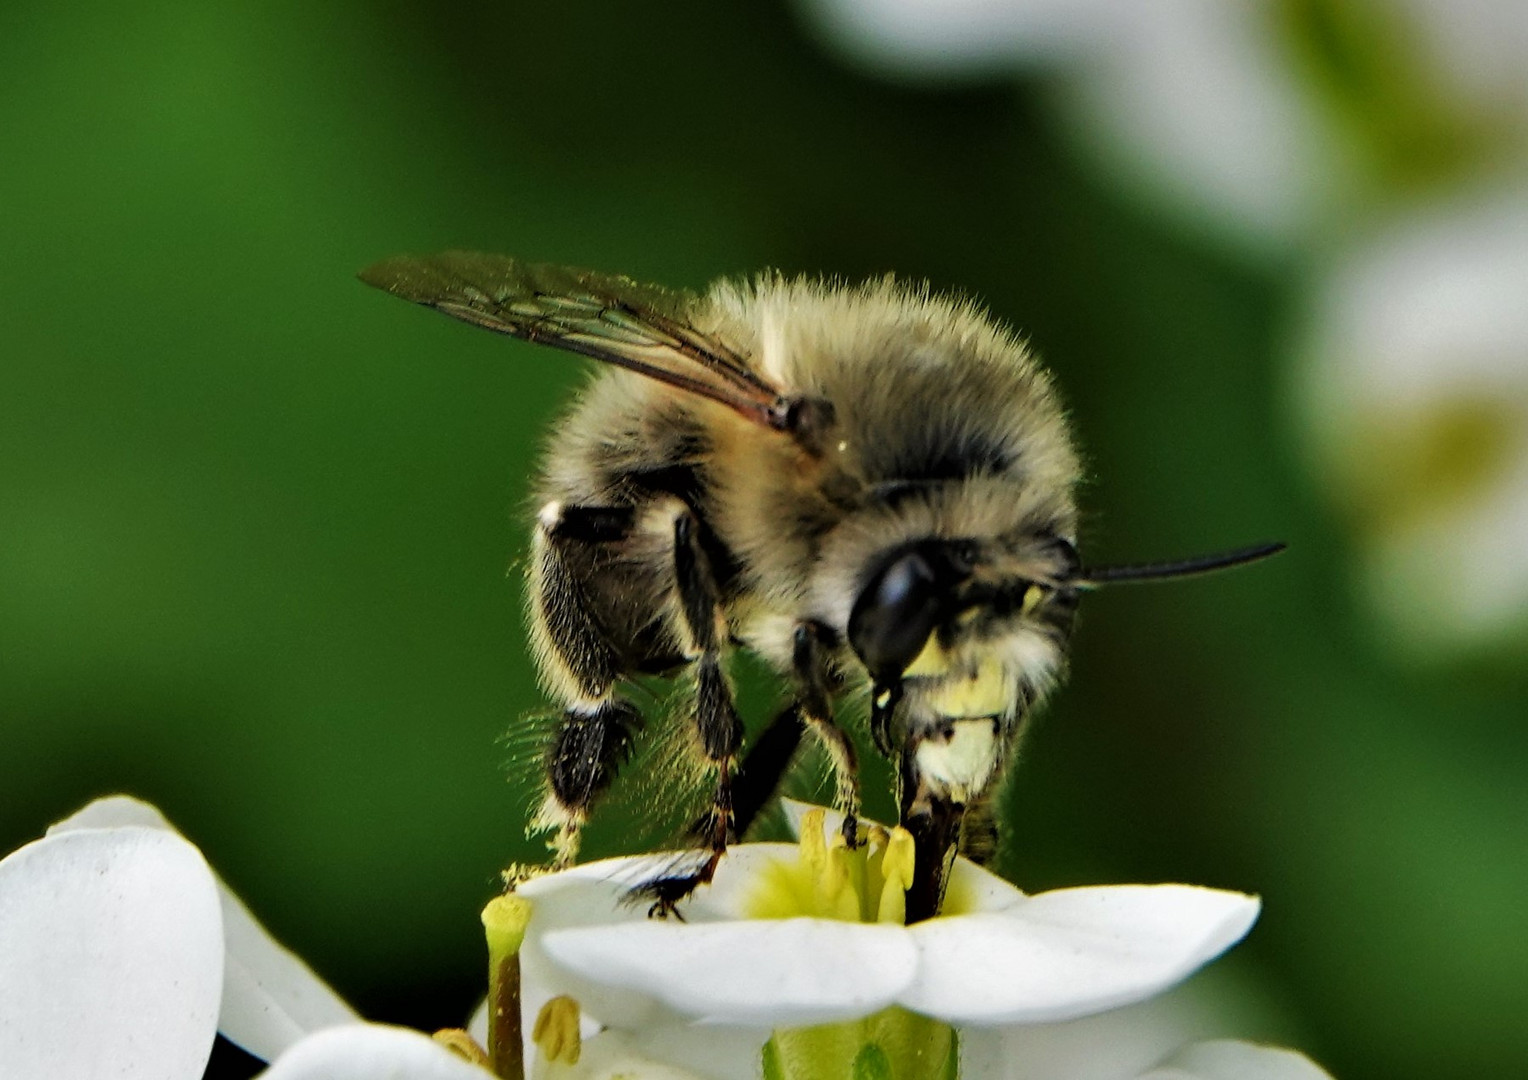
[3,2,1525,1078]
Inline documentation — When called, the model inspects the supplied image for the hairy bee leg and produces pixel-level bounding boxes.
[634,510,742,914]
[898,746,963,923]
[793,621,862,847]
[527,501,641,865]
[728,703,806,839]
[538,699,644,865]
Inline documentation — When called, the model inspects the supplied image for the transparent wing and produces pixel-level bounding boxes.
[360,251,795,431]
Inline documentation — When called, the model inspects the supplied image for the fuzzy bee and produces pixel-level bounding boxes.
[360,253,1281,921]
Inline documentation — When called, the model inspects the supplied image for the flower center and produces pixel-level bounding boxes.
[744,808,974,923]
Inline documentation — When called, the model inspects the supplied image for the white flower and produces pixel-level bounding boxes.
[0,795,477,1080]
[1,797,1332,1080]
[1295,186,1528,652]
[514,807,1332,1080]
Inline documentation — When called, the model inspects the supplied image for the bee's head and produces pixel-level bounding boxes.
[847,535,1081,710]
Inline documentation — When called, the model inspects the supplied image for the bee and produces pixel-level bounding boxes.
[360,253,1282,921]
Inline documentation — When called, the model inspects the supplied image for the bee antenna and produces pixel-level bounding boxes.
[1073,541,1286,588]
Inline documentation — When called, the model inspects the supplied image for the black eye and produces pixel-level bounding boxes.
[848,549,945,682]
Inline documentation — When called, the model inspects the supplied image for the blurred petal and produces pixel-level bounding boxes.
[1057,0,1338,247]
[903,886,1259,1024]
[541,918,918,1026]
[1138,1038,1335,1080]
[259,1024,490,1079]
[49,796,361,1058]
[0,826,223,1079]
[800,0,1335,247]
[799,0,1128,74]
[1297,190,1528,650]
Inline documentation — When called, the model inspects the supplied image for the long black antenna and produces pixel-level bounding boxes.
[1074,541,1286,588]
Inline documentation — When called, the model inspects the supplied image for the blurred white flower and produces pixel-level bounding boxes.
[1296,187,1528,651]
[797,0,1528,249]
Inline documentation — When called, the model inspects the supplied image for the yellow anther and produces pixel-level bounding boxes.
[877,827,916,925]
[533,995,582,1066]
[822,830,863,920]
[431,1028,489,1067]
[799,808,827,878]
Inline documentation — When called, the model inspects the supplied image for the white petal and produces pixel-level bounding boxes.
[959,978,1237,1080]
[46,793,177,834]
[49,795,360,1058]
[540,1029,713,1080]
[216,880,364,1058]
[903,886,1259,1024]
[0,826,224,1079]
[631,1024,772,1080]
[1138,1039,1335,1080]
[518,854,692,1028]
[686,842,813,920]
[258,1024,491,1079]
[542,918,919,1026]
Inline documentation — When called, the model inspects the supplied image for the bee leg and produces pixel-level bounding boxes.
[728,703,806,840]
[632,510,742,915]
[538,700,644,866]
[527,501,642,867]
[898,747,962,923]
[793,621,862,847]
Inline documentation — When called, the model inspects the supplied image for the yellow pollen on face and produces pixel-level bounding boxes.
[901,633,946,678]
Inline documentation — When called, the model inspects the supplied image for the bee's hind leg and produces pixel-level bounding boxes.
[527,501,644,870]
[632,509,744,916]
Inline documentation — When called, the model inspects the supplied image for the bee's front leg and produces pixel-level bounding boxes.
[792,621,862,847]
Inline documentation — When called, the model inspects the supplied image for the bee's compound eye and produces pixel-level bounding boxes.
[849,549,944,683]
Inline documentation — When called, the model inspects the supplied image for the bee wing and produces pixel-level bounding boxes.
[360,251,795,432]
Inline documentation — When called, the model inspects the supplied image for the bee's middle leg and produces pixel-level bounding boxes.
[636,509,743,914]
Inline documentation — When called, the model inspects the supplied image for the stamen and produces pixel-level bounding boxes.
[822,831,862,921]
[533,995,583,1066]
[432,1028,489,1067]
[877,828,916,925]
[799,808,828,879]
